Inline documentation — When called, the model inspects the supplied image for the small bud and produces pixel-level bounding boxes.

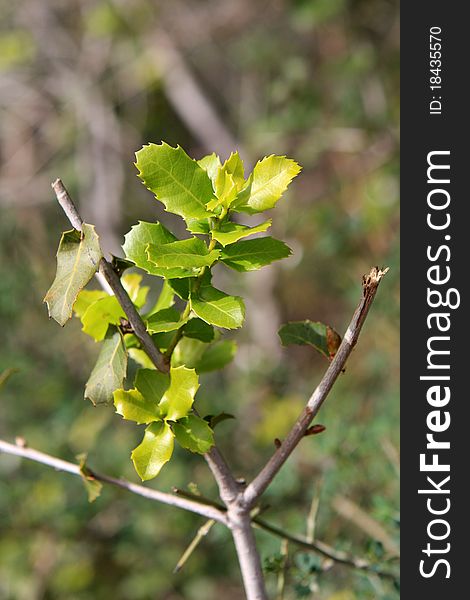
[305,424,326,436]
[274,438,282,449]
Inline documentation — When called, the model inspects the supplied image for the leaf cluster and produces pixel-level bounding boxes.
[43,142,324,482]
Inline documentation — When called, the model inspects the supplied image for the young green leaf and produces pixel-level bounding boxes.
[81,295,125,341]
[211,219,272,247]
[171,338,236,373]
[146,238,220,270]
[197,152,221,185]
[131,421,175,481]
[149,281,175,314]
[73,289,108,318]
[220,237,291,272]
[113,389,162,424]
[173,415,214,454]
[146,307,189,333]
[207,170,237,211]
[185,218,212,235]
[122,273,149,308]
[158,366,199,421]
[278,320,342,360]
[135,143,215,221]
[122,221,193,279]
[183,318,215,343]
[233,155,301,214]
[223,151,245,190]
[84,328,127,405]
[44,225,102,326]
[191,285,245,329]
[77,454,102,503]
[135,368,169,401]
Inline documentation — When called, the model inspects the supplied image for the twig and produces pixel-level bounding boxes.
[0,439,226,524]
[306,479,323,543]
[276,539,289,600]
[0,438,396,580]
[252,517,398,581]
[173,519,216,573]
[51,178,169,374]
[243,267,389,508]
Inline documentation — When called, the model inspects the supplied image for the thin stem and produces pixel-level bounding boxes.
[0,439,396,580]
[243,267,388,508]
[173,519,216,573]
[0,439,227,524]
[51,179,169,374]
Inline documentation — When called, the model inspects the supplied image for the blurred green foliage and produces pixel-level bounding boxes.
[0,0,399,598]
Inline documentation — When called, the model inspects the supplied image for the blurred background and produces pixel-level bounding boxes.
[0,0,399,598]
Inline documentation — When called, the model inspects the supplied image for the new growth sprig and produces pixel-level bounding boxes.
[44,142,302,481]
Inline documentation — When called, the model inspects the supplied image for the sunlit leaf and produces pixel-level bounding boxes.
[197,152,221,185]
[73,290,108,318]
[84,328,127,405]
[158,366,199,421]
[211,219,272,247]
[233,155,301,214]
[131,421,175,481]
[191,284,245,329]
[122,221,192,279]
[146,237,220,270]
[113,389,162,424]
[136,143,215,221]
[173,415,214,454]
[81,295,125,341]
[44,225,102,326]
[220,237,291,271]
[146,307,188,333]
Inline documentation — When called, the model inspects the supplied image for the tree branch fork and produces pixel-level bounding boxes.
[0,180,390,600]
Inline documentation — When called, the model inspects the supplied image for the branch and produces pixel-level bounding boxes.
[51,178,240,507]
[252,517,398,581]
[173,489,397,581]
[51,178,169,374]
[243,267,389,508]
[0,438,227,524]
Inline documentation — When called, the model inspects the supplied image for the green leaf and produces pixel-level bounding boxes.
[191,284,245,329]
[158,366,199,421]
[146,307,188,333]
[233,155,301,214]
[183,318,215,343]
[122,221,192,279]
[173,415,214,454]
[196,340,237,373]
[185,218,212,235]
[135,143,215,221]
[77,454,102,503]
[168,277,192,300]
[197,152,221,185]
[207,170,237,211]
[73,290,108,318]
[128,348,156,370]
[211,219,272,246]
[113,389,162,424]
[122,273,149,308]
[44,225,102,326]
[131,421,175,481]
[206,412,235,429]
[220,237,291,271]
[223,151,245,190]
[81,295,125,341]
[278,320,342,360]
[135,368,169,400]
[146,237,220,270]
[150,281,175,313]
[172,338,235,373]
[84,328,127,405]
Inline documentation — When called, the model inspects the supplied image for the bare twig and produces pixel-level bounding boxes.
[0,439,227,524]
[174,519,216,573]
[243,267,389,508]
[52,178,169,373]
